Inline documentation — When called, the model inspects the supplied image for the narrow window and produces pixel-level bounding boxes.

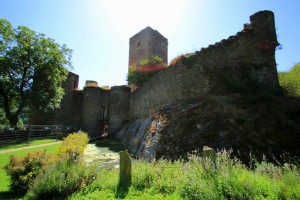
[73,80,78,90]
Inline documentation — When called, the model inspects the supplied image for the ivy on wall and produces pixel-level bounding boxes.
[127,56,167,88]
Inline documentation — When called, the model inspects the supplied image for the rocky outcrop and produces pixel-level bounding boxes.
[117,94,300,163]
[117,118,160,161]
[116,11,300,163]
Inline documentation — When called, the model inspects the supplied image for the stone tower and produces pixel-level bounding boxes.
[129,26,168,67]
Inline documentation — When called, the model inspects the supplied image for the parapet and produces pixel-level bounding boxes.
[85,80,98,87]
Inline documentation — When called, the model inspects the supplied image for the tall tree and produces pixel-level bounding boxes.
[0,19,72,125]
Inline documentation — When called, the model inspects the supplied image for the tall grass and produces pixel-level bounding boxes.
[71,150,300,199]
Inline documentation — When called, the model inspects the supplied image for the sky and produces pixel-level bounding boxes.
[0,0,299,89]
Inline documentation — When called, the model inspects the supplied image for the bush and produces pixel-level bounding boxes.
[4,131,89,196]
[58,131,89,156]
[70,168,119,199]
[279,63,300,97]
[26,153,97,200]
[127,56,167,88]
[4,150,53,195]
[278,164,300,199]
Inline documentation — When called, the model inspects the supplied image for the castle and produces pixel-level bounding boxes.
[30,11,279,139]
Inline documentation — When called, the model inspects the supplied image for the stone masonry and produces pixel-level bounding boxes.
[30,11,280,139]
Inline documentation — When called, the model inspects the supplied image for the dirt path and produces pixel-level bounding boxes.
[0,140,131,170]
[82,143,121,169]
[0,141,62,154]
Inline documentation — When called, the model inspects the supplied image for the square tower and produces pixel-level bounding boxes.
[129,26,168,67]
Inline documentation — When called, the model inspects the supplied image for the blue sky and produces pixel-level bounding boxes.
[1,0,299,89]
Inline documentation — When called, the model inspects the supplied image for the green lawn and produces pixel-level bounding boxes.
[0,143,60,193]
[0,138,59,151]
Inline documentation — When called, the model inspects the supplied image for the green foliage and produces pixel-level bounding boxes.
[181,53,198,67]
[2,132,88,197]
[71,151,300,199]
[3,150,53,195]
[0,143,60,194]
[58,131,89,156]
[279,63,300,97]
[127,56,167,88]
[170,53,197,67]
[139,55,163,66]
[277,164,300,199]
[26,153,97,200]
[0,18,72,125]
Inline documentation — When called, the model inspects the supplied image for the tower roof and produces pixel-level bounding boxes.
[130,26,167,41]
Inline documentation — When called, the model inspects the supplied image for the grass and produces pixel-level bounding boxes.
[1,137,299,199]
[70,151,300,200]
[0,143,60,194]
[0,138,59,151]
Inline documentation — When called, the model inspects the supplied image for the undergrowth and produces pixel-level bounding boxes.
[71,150,300,199]
[3,131,91,198]
[4,133,299,199]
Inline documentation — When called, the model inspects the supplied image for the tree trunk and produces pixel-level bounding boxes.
[8,115,18,126]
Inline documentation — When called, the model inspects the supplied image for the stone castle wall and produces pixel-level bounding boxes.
[29,72,80,125]
[109,86,131,135]
[50,72,80,125]
[30,11,279,138]
[129,10,279,120]
[81,86,109,138]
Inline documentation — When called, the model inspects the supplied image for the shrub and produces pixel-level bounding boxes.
[26,153,97,200]
[131,160,155,191]
[169,53,197,67]
[70,168,119,199]
[4,150,54,195]
[58,131,89,156]
[179,151,281,200]
[127,56,167,88]
[279,63,300,97]
[278,164,300,199]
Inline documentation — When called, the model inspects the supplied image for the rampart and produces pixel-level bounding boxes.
[30,11,280,138]
[129,10,279,120]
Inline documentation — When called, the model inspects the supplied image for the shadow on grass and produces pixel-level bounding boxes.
[94,138,126,153]
[0,140,29,150]
[115,184,130,199]
[0,191,23,199]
